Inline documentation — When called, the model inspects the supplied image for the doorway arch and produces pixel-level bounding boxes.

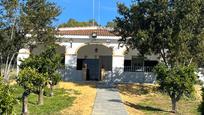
[77,44,113,80]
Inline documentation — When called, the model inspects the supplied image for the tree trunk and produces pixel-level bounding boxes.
[38,88,44,105]
[3,54,15,82]
[50,85,54,97]
[171,98,177,113]
[22,92,29,115]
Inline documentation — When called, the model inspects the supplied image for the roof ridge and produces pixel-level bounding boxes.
[58,26,113,31]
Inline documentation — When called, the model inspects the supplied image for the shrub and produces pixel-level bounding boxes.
[201,87,204,114]
[0,77,17,114]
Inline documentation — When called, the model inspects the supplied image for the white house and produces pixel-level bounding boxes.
[17,26,159,83]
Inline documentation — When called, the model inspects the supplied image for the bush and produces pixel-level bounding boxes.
[0,77,17,114]
[201,87,204,114]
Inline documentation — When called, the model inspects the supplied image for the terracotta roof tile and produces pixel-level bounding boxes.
[57,28,116,36]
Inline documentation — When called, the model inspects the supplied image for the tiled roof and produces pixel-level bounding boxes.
[56,27,116,36]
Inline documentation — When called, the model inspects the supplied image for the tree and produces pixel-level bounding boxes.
[0,0,61,82]
[0,0,25,82]
[58,19,98,27]
[114,0,204,113]
[106,21,116,28]
[40,45,62,96]
[201,87,204,114]
[154,64,197,112]
[20,45,62,102]
[0,77,17,115]
[19,55,48,105]
[17,67,47,115]
[20,0,61,49]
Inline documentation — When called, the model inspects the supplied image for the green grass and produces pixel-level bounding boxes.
[13,85,76,115]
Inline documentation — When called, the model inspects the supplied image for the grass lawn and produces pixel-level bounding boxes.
[13,85,76,115]
[118,84,202,115]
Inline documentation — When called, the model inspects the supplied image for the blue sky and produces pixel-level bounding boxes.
[49,0,131,26]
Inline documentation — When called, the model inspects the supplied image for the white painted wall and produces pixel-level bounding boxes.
[112,56,124,68]
[77,44,112,59]
[65,54,77,67]
[17,49,30,74]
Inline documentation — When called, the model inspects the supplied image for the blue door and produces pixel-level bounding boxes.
[83,59,99,80]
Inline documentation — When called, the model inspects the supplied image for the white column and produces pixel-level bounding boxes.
[65,46,77,67]
[111,55,124,81]
[17,49,30,75]
[112,45,125,71]
[112,56,124,68]
[65,54,77,67]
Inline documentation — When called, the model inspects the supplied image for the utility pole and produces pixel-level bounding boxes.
[92,0,95,26]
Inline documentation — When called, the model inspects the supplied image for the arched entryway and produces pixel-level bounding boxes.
[77,44,113,81]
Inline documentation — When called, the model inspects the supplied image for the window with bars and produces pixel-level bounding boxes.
[124,56,158,72]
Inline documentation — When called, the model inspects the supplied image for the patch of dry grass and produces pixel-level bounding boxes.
[58,82,96,115]
[118,83,202,115]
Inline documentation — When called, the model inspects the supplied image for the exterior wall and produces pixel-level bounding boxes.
[62,42,156,83]
[60,66,83,81]
[112,56,124,68]
[17,49,30,74]
[17,34,157,83]
[103,70,156,83]
[77,44,112,59]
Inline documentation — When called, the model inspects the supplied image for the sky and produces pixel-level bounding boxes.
[49,0,131,26]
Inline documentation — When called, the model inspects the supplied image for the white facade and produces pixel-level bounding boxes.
[17,27,158,83]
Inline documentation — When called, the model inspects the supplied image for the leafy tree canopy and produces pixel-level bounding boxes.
[58,18,98,27]
[114,0,204,67]
[20,0,61,44]
[0,0,61,81]
[20,45,62,96]
[114,0,204,112]
[106,21,117,28]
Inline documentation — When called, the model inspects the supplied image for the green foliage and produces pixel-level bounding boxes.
[114,0,204,65]
[154,64,197,100]
[201,87,204,114]
[115,0,204,112]
[0,0,25,65]
[49,72,61,86]
[17,67,48,93]
[58,18,98,27]
[20,45,62,96]
[20,0,61,44]
[40,45,62,86]
[0,77,17,114]
[0,0,60,81]
[106,21,117,28]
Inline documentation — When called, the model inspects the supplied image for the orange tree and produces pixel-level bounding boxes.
[39,45,62,96]
[17,67,48,115]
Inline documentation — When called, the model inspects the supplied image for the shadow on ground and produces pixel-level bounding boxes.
[108,99,122,103]
[124,101,170,113]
